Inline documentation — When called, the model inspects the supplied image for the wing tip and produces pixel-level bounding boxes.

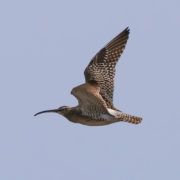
[124,26,130,35]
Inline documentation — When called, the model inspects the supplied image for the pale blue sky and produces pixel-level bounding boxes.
[0,0,180,179]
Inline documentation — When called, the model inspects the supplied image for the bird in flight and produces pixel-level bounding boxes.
[35,27,142,126]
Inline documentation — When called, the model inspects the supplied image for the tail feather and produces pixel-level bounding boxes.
[117,113,142,124]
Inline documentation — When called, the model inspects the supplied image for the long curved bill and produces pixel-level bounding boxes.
[34,109,58,116]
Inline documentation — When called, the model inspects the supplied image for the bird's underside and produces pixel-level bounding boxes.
[70,82,142,126]
[35,27,142,126]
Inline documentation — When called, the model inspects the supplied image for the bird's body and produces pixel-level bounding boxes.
[58,106,141,126]
[57,106,116,126]
[35,27,142,126]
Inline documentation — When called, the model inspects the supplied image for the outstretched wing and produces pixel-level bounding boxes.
[71,82,109,118]
[84,27,130,108]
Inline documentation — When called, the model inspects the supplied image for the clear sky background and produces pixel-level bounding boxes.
[1,0,180,179]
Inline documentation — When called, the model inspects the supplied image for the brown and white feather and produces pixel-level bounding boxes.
[84,27,130,108]
[71,82,109,119]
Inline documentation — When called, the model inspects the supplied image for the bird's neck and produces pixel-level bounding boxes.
[63,107,81,123]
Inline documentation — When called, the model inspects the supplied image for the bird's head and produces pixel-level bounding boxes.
[34,106,70,116]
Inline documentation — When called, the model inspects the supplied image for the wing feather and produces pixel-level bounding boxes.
[84,27,130,108]
[71,83,108,118]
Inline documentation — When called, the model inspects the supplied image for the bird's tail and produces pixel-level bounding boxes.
[117,113,142,124]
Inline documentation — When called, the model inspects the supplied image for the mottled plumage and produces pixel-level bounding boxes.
[84,27,129,109]
[35,27,142,126]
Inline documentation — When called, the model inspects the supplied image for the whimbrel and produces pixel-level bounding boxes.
[35,27,142,126]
